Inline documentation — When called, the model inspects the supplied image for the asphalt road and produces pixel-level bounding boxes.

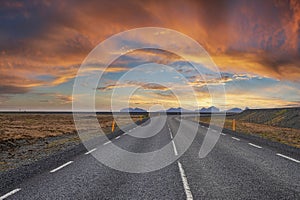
[1,115,300,199]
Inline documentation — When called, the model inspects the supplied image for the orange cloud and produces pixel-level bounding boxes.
[0,0,299,110]
[1,0,299,89]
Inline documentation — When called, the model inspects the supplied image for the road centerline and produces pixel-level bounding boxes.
[169,130,173,139]
[248,143,262,149]
[232,137,240,141]
[0,188,21,200]
[50,161,73,173]
[171,140,178,156]
[276,153,300,163]
[85,148,97,155]
[178,162,193,200]
[103,141,111,145]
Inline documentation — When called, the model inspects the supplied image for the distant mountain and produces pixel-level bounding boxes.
[195,107,205,112]
[166,107,192,113]
[196,106,220,113]
[227,108,243,113]
[120,107,147,113]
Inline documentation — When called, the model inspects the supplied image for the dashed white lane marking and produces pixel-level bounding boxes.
[0,188,21,200]
[115,136,121,139]
[220,133,226,136]
[171,140,178,156]
[232,137,240,141]
[50,161,73,173]
[248,143,262,149]
[103,141,111,145]
[178,162,193,200]
[169,130,173,139]
[129,130,132,132]
[276,153,300,163]
[85,148,97,155]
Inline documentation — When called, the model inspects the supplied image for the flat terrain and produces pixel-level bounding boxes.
[0,113,143,171]
[0,113,129,141]
[198,108,300,148]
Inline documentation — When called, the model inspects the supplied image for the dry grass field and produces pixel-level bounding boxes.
[199,116,300,148]
[0,113,145,141]
[0,114,76,141]
[0,113,145,171]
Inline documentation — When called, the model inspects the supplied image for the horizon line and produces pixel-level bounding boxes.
[0,106,299,113]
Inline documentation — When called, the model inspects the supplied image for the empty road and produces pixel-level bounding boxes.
[1,115,300,199]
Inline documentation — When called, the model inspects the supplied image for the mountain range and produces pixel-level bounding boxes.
[120,107,244,113]
[195,106,220,113]
[166,107,192,113]
[120,107,147,113]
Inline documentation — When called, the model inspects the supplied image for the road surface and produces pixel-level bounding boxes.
[1,115,300,199]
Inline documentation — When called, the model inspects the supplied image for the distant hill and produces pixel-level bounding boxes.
[227,108,243,113]
[196,106,220,113]
[120,107,147,113]
[166,107,192,113]
[233,107,300,129]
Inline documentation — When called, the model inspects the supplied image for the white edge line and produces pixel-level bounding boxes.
[171,140,178,156]
[103,141,111,145]
[50,161,73,173]
[276,153,300,163]
[115,136,121,139]
[248,143,262,149]
[0,188,21,200]
[85,148,97,155]
[178,162,193,200]
[232,137,240,141]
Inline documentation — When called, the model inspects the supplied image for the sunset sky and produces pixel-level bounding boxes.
[0,0,300,111]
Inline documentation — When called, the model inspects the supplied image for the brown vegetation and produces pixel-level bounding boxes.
[0,113,145,171]
[0,113,143,142]
[233,107,300,129]
[199,116,300,148]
